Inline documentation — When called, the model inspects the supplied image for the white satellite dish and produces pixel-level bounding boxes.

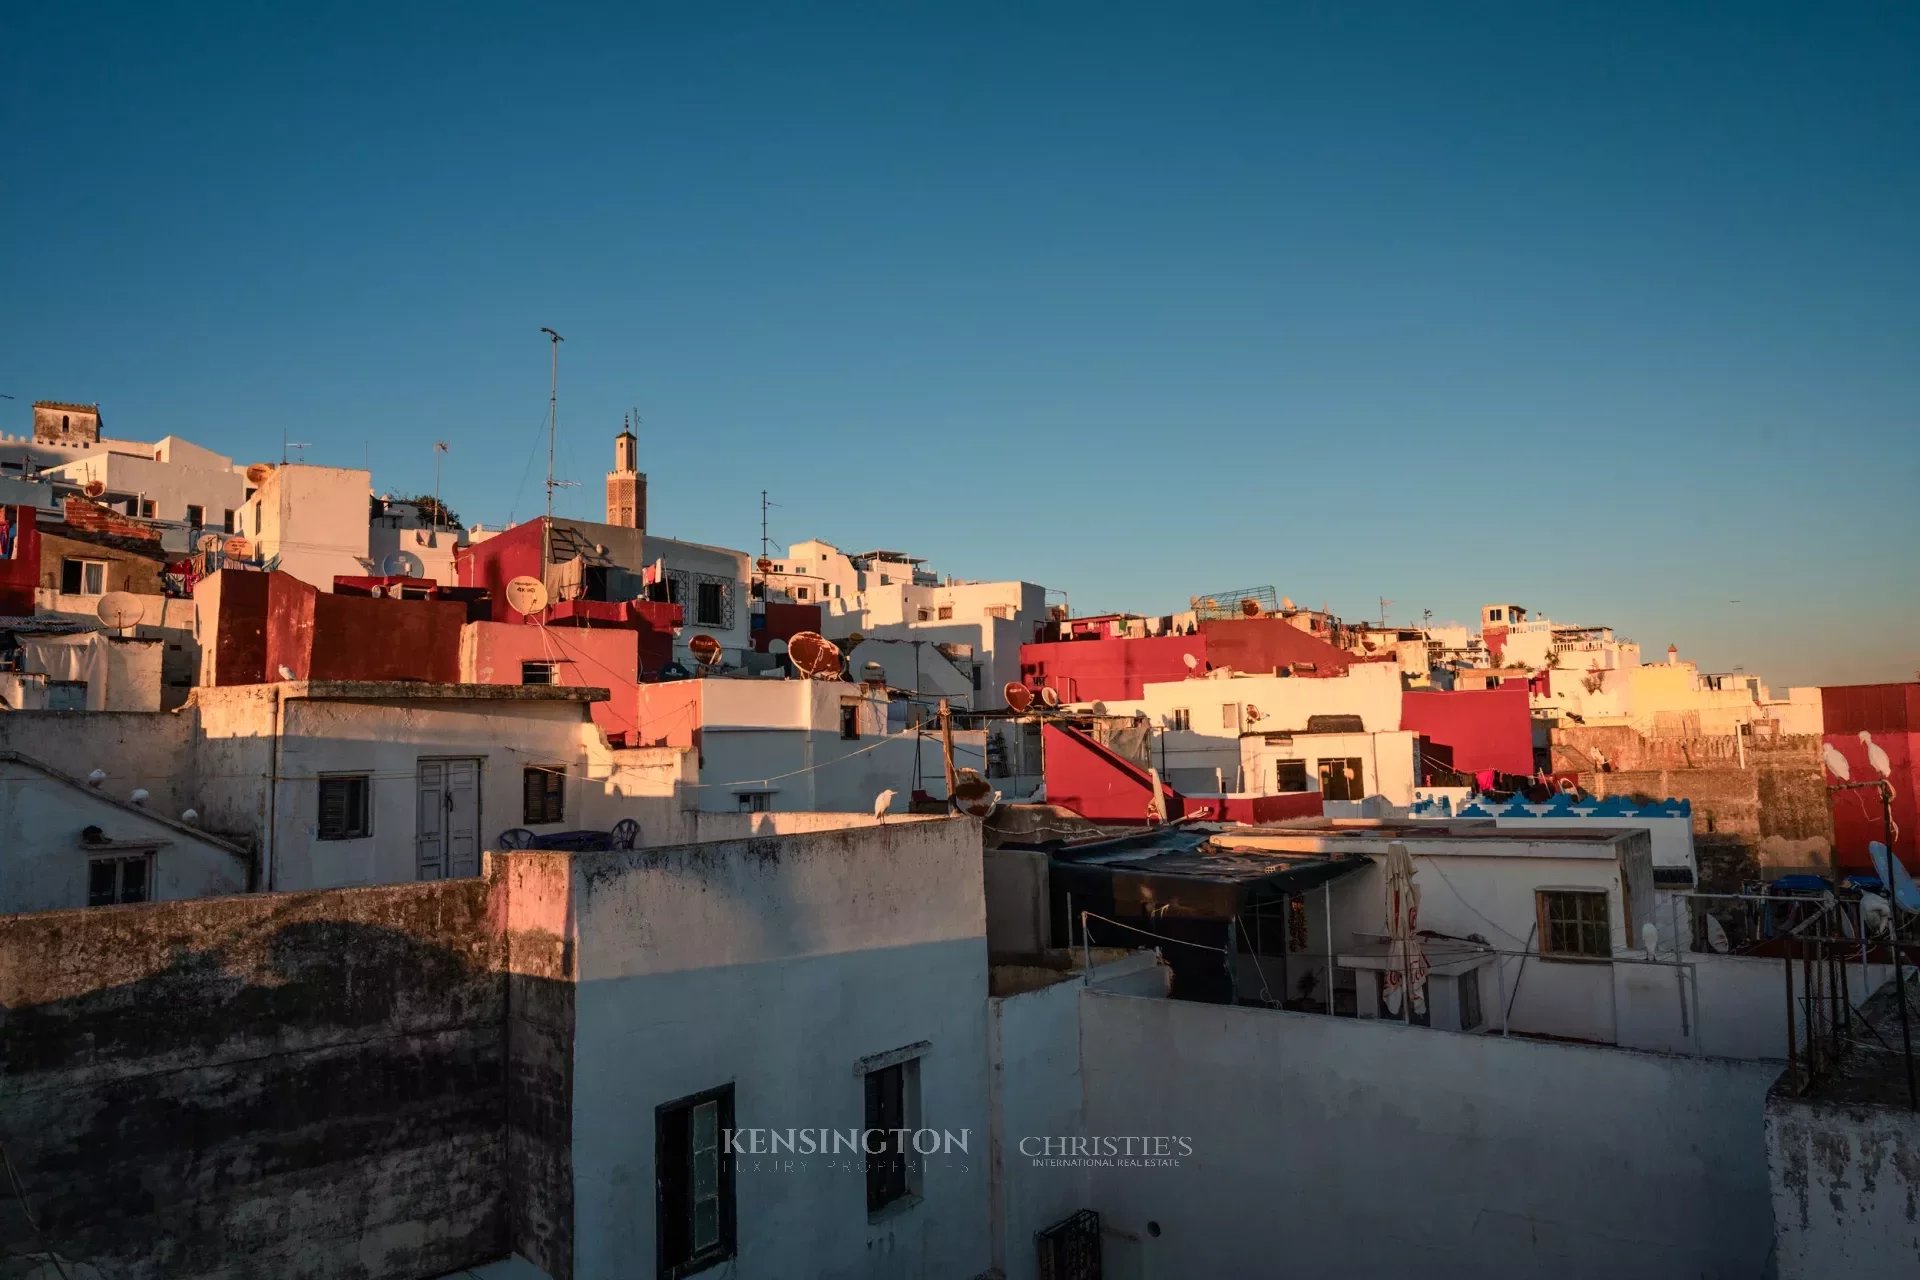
[1182,653,1199,672]
[506,575,549,615]
[1039,686,1061,709]
[768,638,789,656]
[382,551,424,578]
[95,591,144,632]
[196,532,226,555]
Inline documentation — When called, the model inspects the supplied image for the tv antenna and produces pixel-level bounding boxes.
[433,441,449,532]
[759,489,780,563]
[540,326,565,569]
[1378,597,1392,627]
[280,429,310,465]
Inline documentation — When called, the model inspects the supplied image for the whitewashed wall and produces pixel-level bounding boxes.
[1769,1091,1920,1279]
[1079,991,1779,1278]
[565,817,992,1280]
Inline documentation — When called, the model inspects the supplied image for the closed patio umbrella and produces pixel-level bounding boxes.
[1382,841,1430,1019]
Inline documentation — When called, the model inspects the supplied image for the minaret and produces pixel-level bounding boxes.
[606,415,646,530]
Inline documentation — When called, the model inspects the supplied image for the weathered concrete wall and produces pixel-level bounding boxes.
[1768,1094,1920,1278]
[1585,760,1833,887]
[1079,991,1780,1279]
[984,847,1050,959]
[1555,724,1820,774]
[500,853,576,1280]
[0,879,508,1279]
[0,709,196,815]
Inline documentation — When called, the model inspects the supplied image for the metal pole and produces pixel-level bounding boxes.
[939,697,957,812]
[540,327,564,571]
[1783,948,1798,1093]
[1883,781,1918,1109]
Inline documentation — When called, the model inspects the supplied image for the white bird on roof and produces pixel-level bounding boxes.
[873,789,896,820]
[277,664,297,681]
[1822,741,1852,782]
[1861,890,1893,938]
[180,808,199,824]
[129,788,149,806]
[87,768,107,787]
[1861,730,1893,779]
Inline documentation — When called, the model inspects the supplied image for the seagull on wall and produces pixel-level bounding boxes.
[277,665,297,681]
[873,789,896,820]
[1822,741,1852,782]
[1860,731,1893,779]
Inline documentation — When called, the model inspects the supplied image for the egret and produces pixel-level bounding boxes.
[1822,741,1852,781]
[1861,730,1893,779]
[129,788,150,806]
[1860,891,1893,938]
[180,808,199,824]
[87,768,107,787]
[277,664,297,681]
[873,789,896,820]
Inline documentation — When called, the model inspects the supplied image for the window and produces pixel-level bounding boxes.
[87,854,151,906]
[253,503,261,535]
[317,775,371,840]
[1459,966,1484,1029]
[864,1055,922,1216]
[879,574,891,586]
[696,581,725,627]
[937,605,952,620]
[140,498,155,518]
[795,586,809,600]
[737,791,771,813]
[917,608,930,622]
[1275,760,1309,793]
[984,605,1011,620]
[521,660,558,686]
[840,704,861,740]
[46,681,88,710]
[1487,608,1504,623]
[1537,889,1611,960]
[1221,703,1240,730]
[60,558,107,596]
[1318,757,1365,802]
[61,414,70,433]
[186,503,204,528]
[523,766,565,825]
[656,1084,736,1279]
[1168,708,1190,731]
[971,666,982,692]
[223,509,236,533]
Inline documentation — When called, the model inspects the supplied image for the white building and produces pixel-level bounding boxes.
[2,631,164,712]
[235,462,372,590]
[631,676,989,814]
[189,681,608,891]
[369,496,465,585]
[647,534,752,667]
[1239,727,1427,811]
[1073,660,1406,795]
[0,748,249,913]
[40,435,252,531]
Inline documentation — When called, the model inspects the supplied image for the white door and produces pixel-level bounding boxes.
[417,758,482,879]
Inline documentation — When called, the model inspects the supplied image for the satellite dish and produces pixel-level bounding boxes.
[1281,596,1296,611]
[382,551,424,578]
[787,631,843,679]
[1003,682,1034,713]
[952,769,1000,819]
[96,591,144,631]
[196,532,225,555]
[505,575,549,615]
[83,478,106,498]
[244,462,274,485]
[768,638,789,656]
[1240,597,1261,617]
[1182,653,1199,672]
[860,660,886,683]
[689,634,724,669]
[1039,686,1061,709]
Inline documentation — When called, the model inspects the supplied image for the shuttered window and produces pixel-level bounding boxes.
[523,766,565,825]
[318,775,371,840]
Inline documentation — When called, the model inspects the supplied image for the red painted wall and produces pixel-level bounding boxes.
[465,620,640,743]
[1401,686,1534,775]
[1822,682,1920,872]
[456,521,545,623]
[1197,618,1354,676]
[1042,721,1186,823]
[634,681,703,749]
[1021,633,1210,703]
[0,504,40,615]
[755,602,822,654]
[205,571,463,685]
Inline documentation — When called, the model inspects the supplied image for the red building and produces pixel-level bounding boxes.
[1401,685,1534,776]
[1822,682,1920,872]
[1021,617,1359,703]
[0,504,38,615]
[198,570,466,685]
[1040,721,1323,826]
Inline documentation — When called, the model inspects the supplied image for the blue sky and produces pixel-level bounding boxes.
[4,2,1915,687]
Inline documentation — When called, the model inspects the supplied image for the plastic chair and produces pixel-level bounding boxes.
[610,818,639,851]
[496,827,537,850]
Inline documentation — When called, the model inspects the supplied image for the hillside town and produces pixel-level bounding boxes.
[0,392,1914,1279]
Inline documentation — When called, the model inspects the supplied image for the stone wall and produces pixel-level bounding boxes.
[0,879,510,1279]
[1579,758,1835,887]
[0,709,197,817]
[1553,724,1820,774]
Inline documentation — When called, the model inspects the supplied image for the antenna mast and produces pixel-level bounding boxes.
[540,326,564,570]
[760,490,769,561]
[433,440,449,534]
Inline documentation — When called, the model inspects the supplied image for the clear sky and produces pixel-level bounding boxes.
[4,2,1915,688]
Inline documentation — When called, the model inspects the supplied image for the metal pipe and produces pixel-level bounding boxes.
[1783,948,1798,1094]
